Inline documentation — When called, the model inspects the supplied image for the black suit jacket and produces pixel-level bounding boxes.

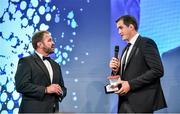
[118,35,167,112]
[15,53,67,113]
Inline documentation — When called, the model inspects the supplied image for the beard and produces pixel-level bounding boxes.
[43,46,54,54]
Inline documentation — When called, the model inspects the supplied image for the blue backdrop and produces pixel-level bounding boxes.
[0,0,180,113]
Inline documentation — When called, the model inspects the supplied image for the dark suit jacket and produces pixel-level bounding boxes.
[118,35,167,112]
[15,53,67,113]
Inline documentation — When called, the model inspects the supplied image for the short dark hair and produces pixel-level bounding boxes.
[32,31,49,49]
[116,15,138,31]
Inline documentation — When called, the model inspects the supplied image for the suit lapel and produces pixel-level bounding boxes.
[125,36,141,70]
[120,45,130,75]
[121,45,128,58]
[32,53,51,84]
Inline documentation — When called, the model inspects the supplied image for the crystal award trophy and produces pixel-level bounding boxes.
[104,75,121,94]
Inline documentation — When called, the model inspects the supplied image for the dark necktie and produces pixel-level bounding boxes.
[121,43,131,75]
[43,56,51,61]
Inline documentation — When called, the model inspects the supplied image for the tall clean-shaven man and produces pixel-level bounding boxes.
[109,15,167,113]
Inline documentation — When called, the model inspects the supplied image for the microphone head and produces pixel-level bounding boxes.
[114,45,119,58]
[114,45,119,52]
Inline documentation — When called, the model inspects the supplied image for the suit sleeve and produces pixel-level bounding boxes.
[128,39,164,90]
[15,58,46,100]
[58,65,67,102]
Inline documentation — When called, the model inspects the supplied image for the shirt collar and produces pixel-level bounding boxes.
[129,33,139,45]
[35,51,44,60]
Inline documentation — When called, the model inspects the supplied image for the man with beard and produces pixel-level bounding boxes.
[15,31,67,113]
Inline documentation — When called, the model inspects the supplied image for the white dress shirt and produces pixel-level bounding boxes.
[121,33,139,70]
[36,51,53,83]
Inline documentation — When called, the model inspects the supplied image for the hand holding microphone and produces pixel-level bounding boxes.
[109,57,120,72]
[109,45,120,73]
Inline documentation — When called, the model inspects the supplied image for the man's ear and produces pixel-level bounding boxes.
[129,24,133,29]
[37,42,42,48]
[129,24,135,30]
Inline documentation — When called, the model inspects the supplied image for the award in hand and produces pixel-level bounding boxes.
[105,75,121,94]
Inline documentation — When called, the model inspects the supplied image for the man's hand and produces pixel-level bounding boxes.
[109,57,120,72]
[46,84,63,95]
[114,80,130,95]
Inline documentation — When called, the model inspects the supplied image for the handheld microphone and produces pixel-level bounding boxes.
[112,45,119,76]
[114,45,119,58]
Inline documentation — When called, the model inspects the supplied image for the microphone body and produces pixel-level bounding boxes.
[111,45,119,76]
[114,45,119,58]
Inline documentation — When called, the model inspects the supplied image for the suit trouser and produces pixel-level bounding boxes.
[118,100,134,113]
[118,100,153,114]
